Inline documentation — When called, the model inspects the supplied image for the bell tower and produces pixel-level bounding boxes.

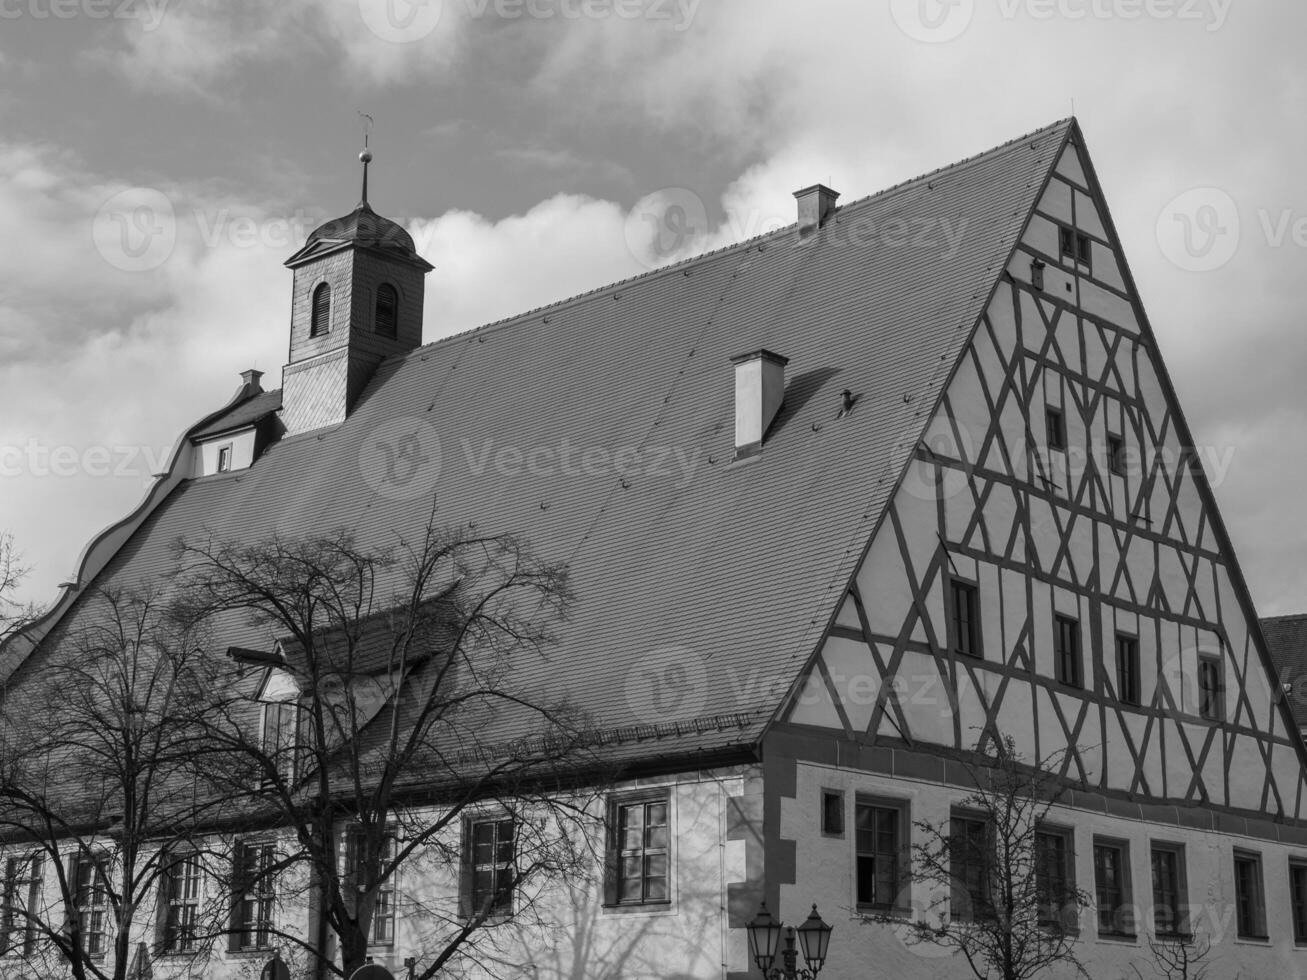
[280,145,434,436]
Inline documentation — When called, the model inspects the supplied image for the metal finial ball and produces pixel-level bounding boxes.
[360,149,373,163]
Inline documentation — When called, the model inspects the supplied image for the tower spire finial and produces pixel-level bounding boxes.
[358,111,374,208]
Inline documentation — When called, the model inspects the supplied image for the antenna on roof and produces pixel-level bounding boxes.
[1070,97,1076,117]
[358,111,374,208]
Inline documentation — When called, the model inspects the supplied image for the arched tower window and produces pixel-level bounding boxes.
[375,283,398,339]
[310,283,331,337]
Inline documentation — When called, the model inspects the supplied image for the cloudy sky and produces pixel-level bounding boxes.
[1,0,1304,616]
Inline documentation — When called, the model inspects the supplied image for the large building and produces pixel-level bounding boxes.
[5,118,1307,979]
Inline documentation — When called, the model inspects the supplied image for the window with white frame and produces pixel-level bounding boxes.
[70,852,109,959]
[160,851,202,954]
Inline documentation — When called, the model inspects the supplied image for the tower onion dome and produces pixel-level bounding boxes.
[303,201,418,254]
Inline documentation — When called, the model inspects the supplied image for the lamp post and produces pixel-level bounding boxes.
[746,903,833,980]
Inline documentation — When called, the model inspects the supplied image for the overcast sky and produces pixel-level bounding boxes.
[1,0,1304,617]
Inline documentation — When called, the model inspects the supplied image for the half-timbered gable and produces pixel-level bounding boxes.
[786,130,1307,820]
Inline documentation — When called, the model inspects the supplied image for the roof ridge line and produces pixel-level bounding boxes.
[387,117,1076,367]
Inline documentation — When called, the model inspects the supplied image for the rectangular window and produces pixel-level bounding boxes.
[1076,232,1092,266]
[1234,851,1267,939]
[1107,434,1126,476]
[71,853,109,959]
[607,796,669,907]
[1046,407,1066,451]
[949,815,991,921]
[1290,862,1307,945]
[1116,634,1140,706]
[950,580,982,659]
[345,828,397,945]
[161,852,202,954]
[1059,225,1076,259]
[1055,615,1082,688]
[820,790,844,837]
[1035,827,1075,931]
[1150,844,1187,937]
[1,855,40,957]
[1198,657,1223,721]
[855,800,904,910]
[231,842,275,951]
[1093,840,1133,937]
[464,818,515,920]
[216,445,233,473]
[260,700,300,782]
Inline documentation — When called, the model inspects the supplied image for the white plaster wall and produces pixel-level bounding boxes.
[781,759,1307,980]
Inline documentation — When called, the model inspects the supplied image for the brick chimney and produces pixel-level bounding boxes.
[794,184,839,237]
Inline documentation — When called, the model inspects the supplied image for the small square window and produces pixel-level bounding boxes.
[1046,407,1066,451]
[950,579,982,659]
[1055,615,1082,688]
[821,790,844,837]
[1115,634,1140,706]
[1107,435,1125,477]
[1198,656,1223,721]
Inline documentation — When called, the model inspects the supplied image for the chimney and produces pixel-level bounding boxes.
[240,368,264,394]
[732,349,789,458]
[794,183,839,237]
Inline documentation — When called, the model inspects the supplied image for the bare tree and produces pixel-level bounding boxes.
[1128,930,1234,980]
[0,586,226,980]
[885,736,1091,980]
[171,517,607,980]
[0,533,39,647]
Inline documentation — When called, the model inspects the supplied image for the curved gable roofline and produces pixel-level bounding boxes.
[0,377,271,679]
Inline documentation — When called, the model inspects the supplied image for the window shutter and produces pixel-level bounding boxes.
[228,843,245,953]
[602,802,618,907]
[458,820,473,921]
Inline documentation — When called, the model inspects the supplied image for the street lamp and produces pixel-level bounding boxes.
[746,902,833,980]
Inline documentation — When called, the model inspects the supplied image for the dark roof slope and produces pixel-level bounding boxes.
[190,390,283,440]
[1263,614,1307,729]
[13,120,1075,766]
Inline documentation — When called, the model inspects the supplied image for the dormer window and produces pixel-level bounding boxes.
[216,445,233,473]
[375,283,398,339]
[257,668,302,785]
[310,282,331,337]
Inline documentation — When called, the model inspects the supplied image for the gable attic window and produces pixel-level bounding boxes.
[216,445,233,473]
[1045,407,1066,451]
[375,283,399,339]
[310,282,331,337]
[1198,656,1223,721]
[1058,224,1092,267]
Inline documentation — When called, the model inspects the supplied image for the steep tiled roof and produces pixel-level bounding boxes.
[1263,614,1307,729]
[12,119,1076,768]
